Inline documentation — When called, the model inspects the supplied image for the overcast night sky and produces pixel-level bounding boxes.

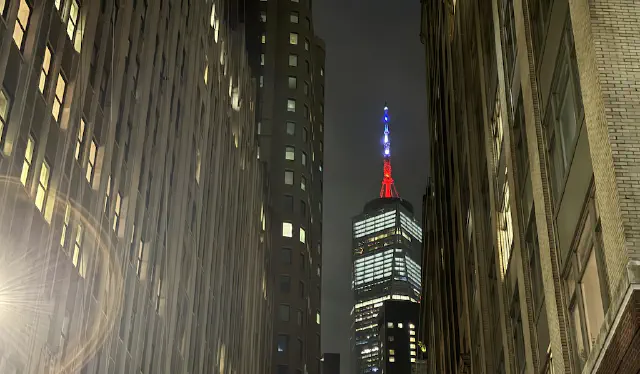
[314,1,429,372]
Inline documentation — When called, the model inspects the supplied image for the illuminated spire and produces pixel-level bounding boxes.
[380,103,399,198]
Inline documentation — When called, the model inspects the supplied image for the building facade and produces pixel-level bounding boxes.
[0,0,272,373]
[419,0,640,373]
[352,198,422,374]
[256,0,326,373]
[321,352,340,374]
[377,300,420,374]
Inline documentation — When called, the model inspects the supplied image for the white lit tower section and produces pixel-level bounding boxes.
[351,105,423,374]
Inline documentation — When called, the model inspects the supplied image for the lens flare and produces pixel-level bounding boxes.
[0,176,124,373]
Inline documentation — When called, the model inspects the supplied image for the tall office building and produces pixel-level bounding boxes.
[377,300,420,373]
[256,0,325,373]
[420,0,640,373]
[0,0,272,373]
[352,106,422,374]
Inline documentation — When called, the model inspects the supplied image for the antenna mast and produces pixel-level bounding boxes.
[380,104,399,198]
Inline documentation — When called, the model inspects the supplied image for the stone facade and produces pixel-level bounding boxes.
[419,0,640,373]
[0,0,272,373]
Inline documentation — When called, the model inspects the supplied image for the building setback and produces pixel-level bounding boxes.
[255,0,325,372]
[377,300,419,374]
[419,0,640,373]
[0,0,272,373]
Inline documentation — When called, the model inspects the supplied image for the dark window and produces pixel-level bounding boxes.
[279,304,290,321]
[281,248,292,264]
[277,335,289,353]
[299,281,304,299]
[276,365,289,374]
[280,275,291,293]
[284,195,294,212]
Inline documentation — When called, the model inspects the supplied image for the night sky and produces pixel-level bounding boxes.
[314,1,429,372]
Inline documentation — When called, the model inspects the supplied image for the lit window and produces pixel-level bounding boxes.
[260,53,265,66]
[285,170,294,185]
[410,330,415,336]
[411,351,416,356]
[316,310,320,324]
[204,63,208,84]
[398,323,403,328]
[66,0,80,42]
[389,357,395,363]
[0,90,10,146]
[136,240,144,276]
[305,38,309,51]
[410,337,415,342]
[289,32,298,45]
[72,224,83,269]
[286,121,295,135]
[409,323,415,329]
[389,349,395,355]
[282,222,293,237]
[288,76,297,89]
[285,146,295,161]
[20,136,35,185]
[39,46,52,93]
[86,139,97,183]
[290,12,299,23]
[411,358,416,363]
[320,68,324,76]
[287,99,296,112]
[410,343,416,349]
[113,192,122,232]
[289,54,298,66]
[13,0,30,50]
[54,0,62,11]
[52,74,66,122]
[300,175,306,191]
[261,32,266,44]
[260,11,266,22]
[104,175,111,211]
[60,203,70,247]
[301,152,307,166]
[35,161,50,212]
[299,227,306,243]
[387,322,393,328]
[75,119,86,160]
[259,75,263,87]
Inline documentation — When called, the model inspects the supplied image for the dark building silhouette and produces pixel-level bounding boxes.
[378,301,420,374]
[322,353,340,374]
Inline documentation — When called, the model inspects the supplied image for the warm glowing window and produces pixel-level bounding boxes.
[113,192,122,232]
[136,240,144,276]
[301,152,307,166]
[85,139,97,183]
[389,349,395,355]
[0,90,10,146]
[260,53,265,66]
[60,203,70,247]
[72,224,82,268]
[66,0,79,41]
[261,32,266,44]
[39,46,53,93]
[299,227,306,243]
[315,310,320,324]
[389,357,395,363]
[282,222,293,237]
[290,12,299,23]
[289,54,298,67]
[300,175,306,191]
[20,136,35,185]
[75,119,86,160]
[289,32,298,45]
[13,0,31,51]
[35,161,50,212]
[285,146,295,161]
[287,99,296,112]
[398,323,403,328]
[52,74,66,122]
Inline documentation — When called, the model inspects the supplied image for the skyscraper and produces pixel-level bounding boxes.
[351,106,422,374]
[0,0,271,373]
[255,0,326,373]
[377,300,420,373]
[420,0,640,373]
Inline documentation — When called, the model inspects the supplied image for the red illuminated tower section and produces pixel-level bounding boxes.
[380,104,399,198]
